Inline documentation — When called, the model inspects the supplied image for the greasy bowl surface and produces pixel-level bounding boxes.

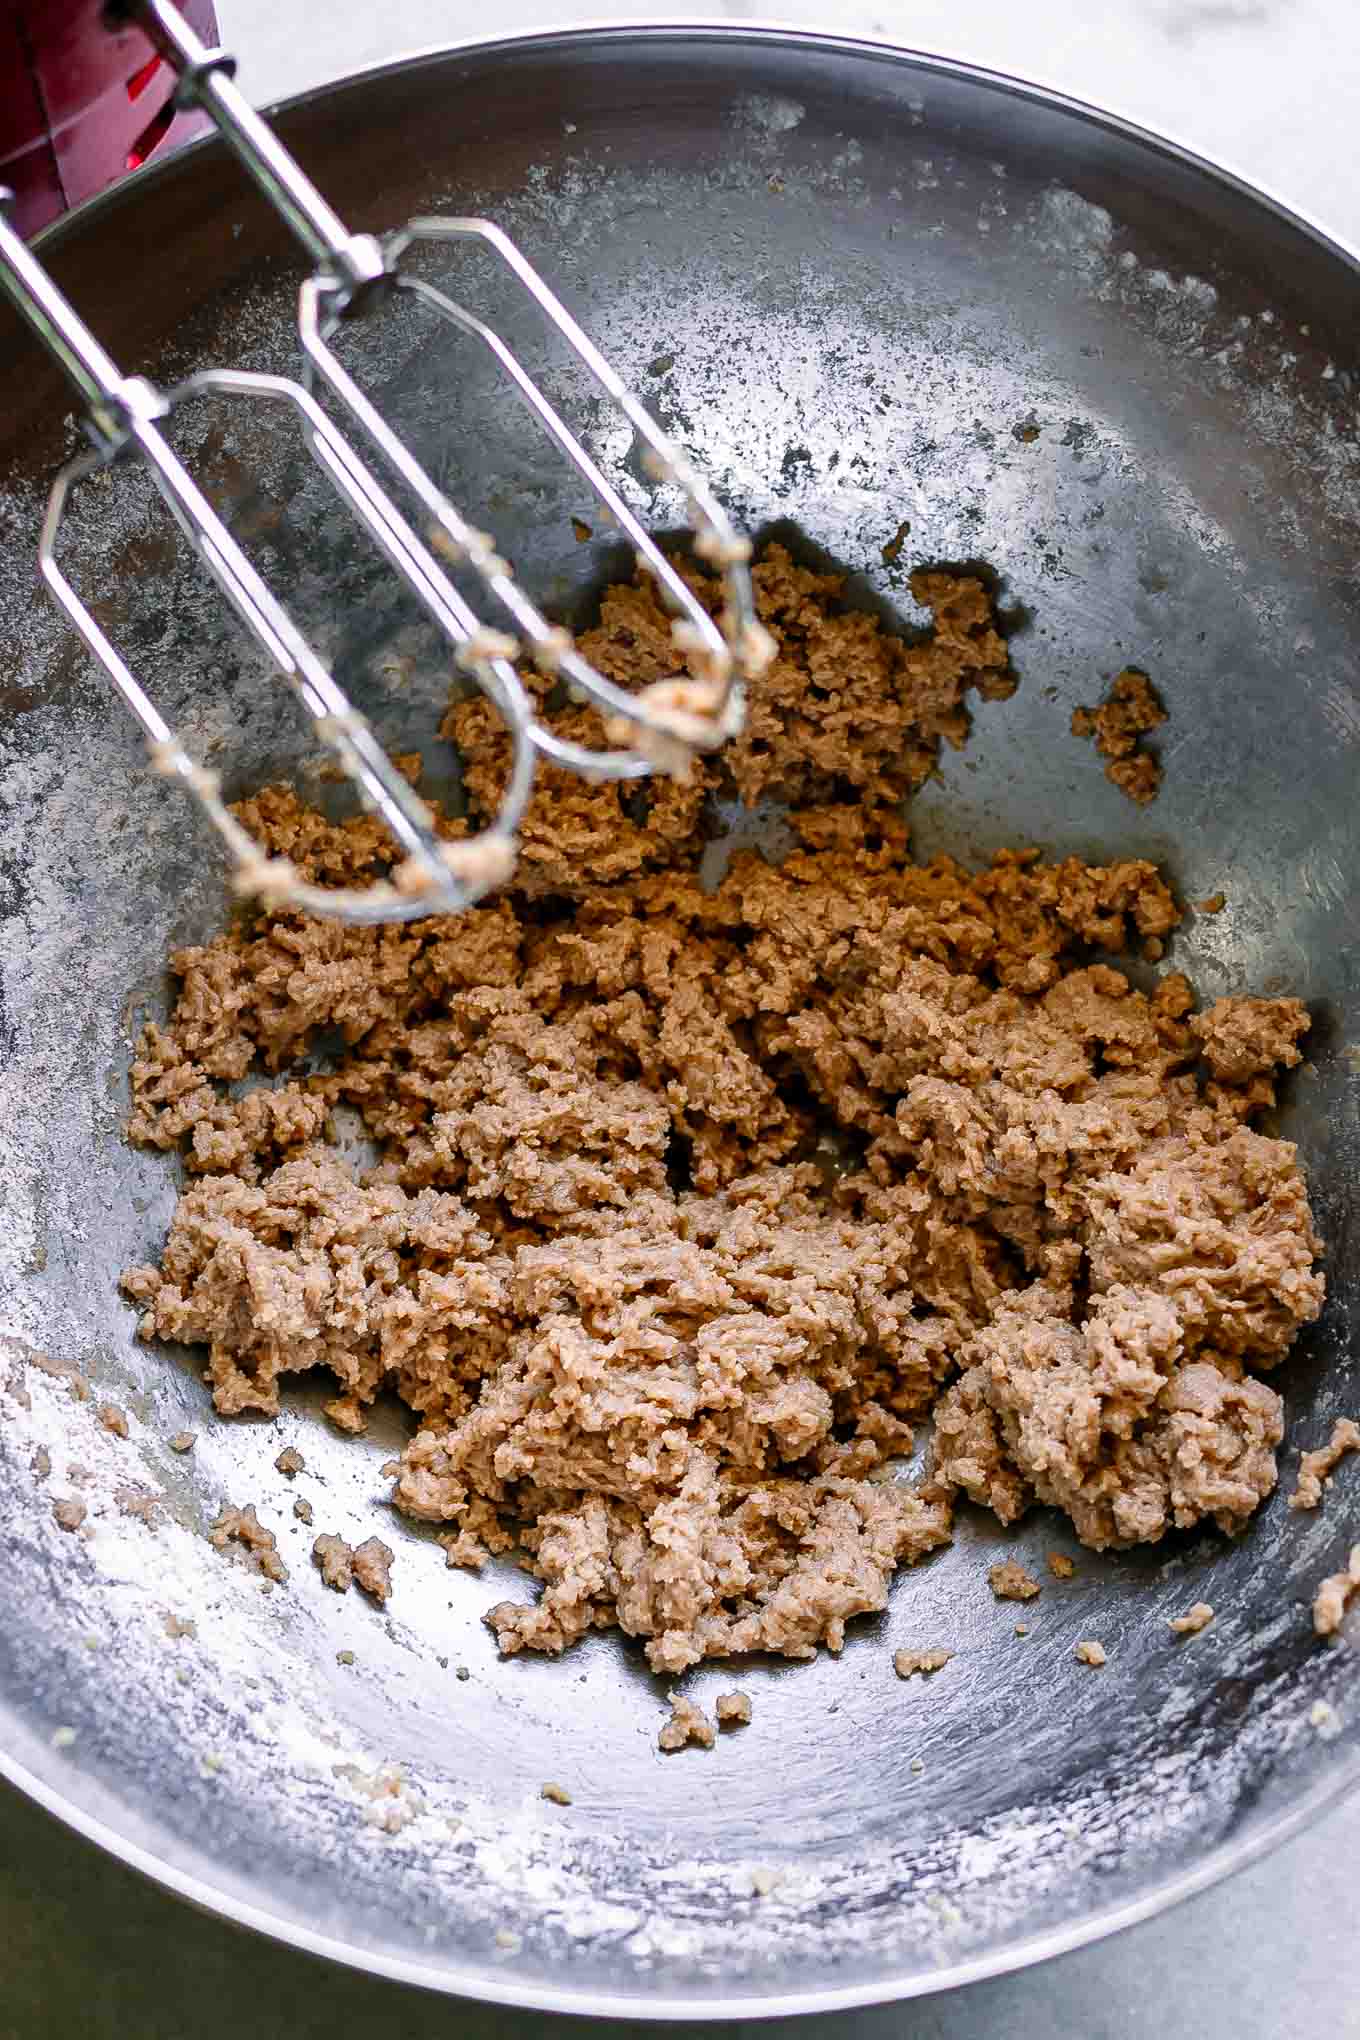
[1,25,1359,2017]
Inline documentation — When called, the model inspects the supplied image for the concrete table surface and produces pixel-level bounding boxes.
[5,1,1359,2033]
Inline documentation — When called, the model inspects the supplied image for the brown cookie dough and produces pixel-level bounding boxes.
[313,1533,355,1592]
[1072,668,1166,804]
[313,1533,394,1603]
[658,1696,716,1752]
[1290,1418,1360,1512]
[893,1649,953,1678]
[988,1560,1041,1602]
[210,1504,288,1585]
[352,1537,394,1605]
[120,543,1323,1676]
[1313,1546,1360,1637]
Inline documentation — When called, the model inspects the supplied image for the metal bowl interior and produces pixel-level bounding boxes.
[1,25,1358,2018]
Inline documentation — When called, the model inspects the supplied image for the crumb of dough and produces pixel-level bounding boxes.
[97,1402,130,1439]
[313,1533,354,1592]
[168,1431,195,1453]
[1072,669,1166,804]
[293,1497,314,1524]
[116,1486,162,1524]
[1047,1552,1075,1579]
[31,1447,50,1479]
[163,1611,196,1639]
[313,1532,393,1603]
[540,1781,573,1804]
[751,1867,782,1896]
[716,1690,754,1725]
[1313,1546,1360,1637]
[211,1503,288,1584]
[53,1498,86,1532]
[1290,1419,1360,1511]
[658,1696,716,1752]
[988,1560,1041,1602]
[120,543,1323,1676]
[1169,1601,1214,1635]
[1105,752,1162,805]
[894,1648,953,1678]
[1196,893,1226,915]
[352,1537,394,1604]
[275,1446,305,1477]
[1075,1639,1107,1666]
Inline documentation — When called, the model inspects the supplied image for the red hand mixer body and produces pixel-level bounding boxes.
[0,0,218,236]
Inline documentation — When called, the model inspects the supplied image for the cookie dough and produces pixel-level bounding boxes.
[121,545,1323,1674]
[1290,1418,1360,1511]
[1313,1547,1360,1637]
[893,1649,953,1679]
[1072,668,1167,804]
[658,1696,716,1751]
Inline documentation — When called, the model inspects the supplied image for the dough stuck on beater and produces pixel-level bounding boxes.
[604,675,735,778]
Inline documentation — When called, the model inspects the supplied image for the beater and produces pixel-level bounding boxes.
[0,2,765,923]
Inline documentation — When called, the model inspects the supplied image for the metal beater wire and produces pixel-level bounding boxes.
[0,191,533,924]
[0,1,770,922]
[131,0,768,757]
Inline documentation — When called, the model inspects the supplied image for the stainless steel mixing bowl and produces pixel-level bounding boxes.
[1,25,1358,2017]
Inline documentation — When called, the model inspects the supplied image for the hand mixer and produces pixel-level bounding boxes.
[0,0,768,924]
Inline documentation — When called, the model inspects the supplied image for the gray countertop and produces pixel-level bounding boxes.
[6,1,1359,2032]
[4,1770,1359,2035]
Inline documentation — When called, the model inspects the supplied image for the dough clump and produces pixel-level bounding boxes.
[121,546,1322,1672]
